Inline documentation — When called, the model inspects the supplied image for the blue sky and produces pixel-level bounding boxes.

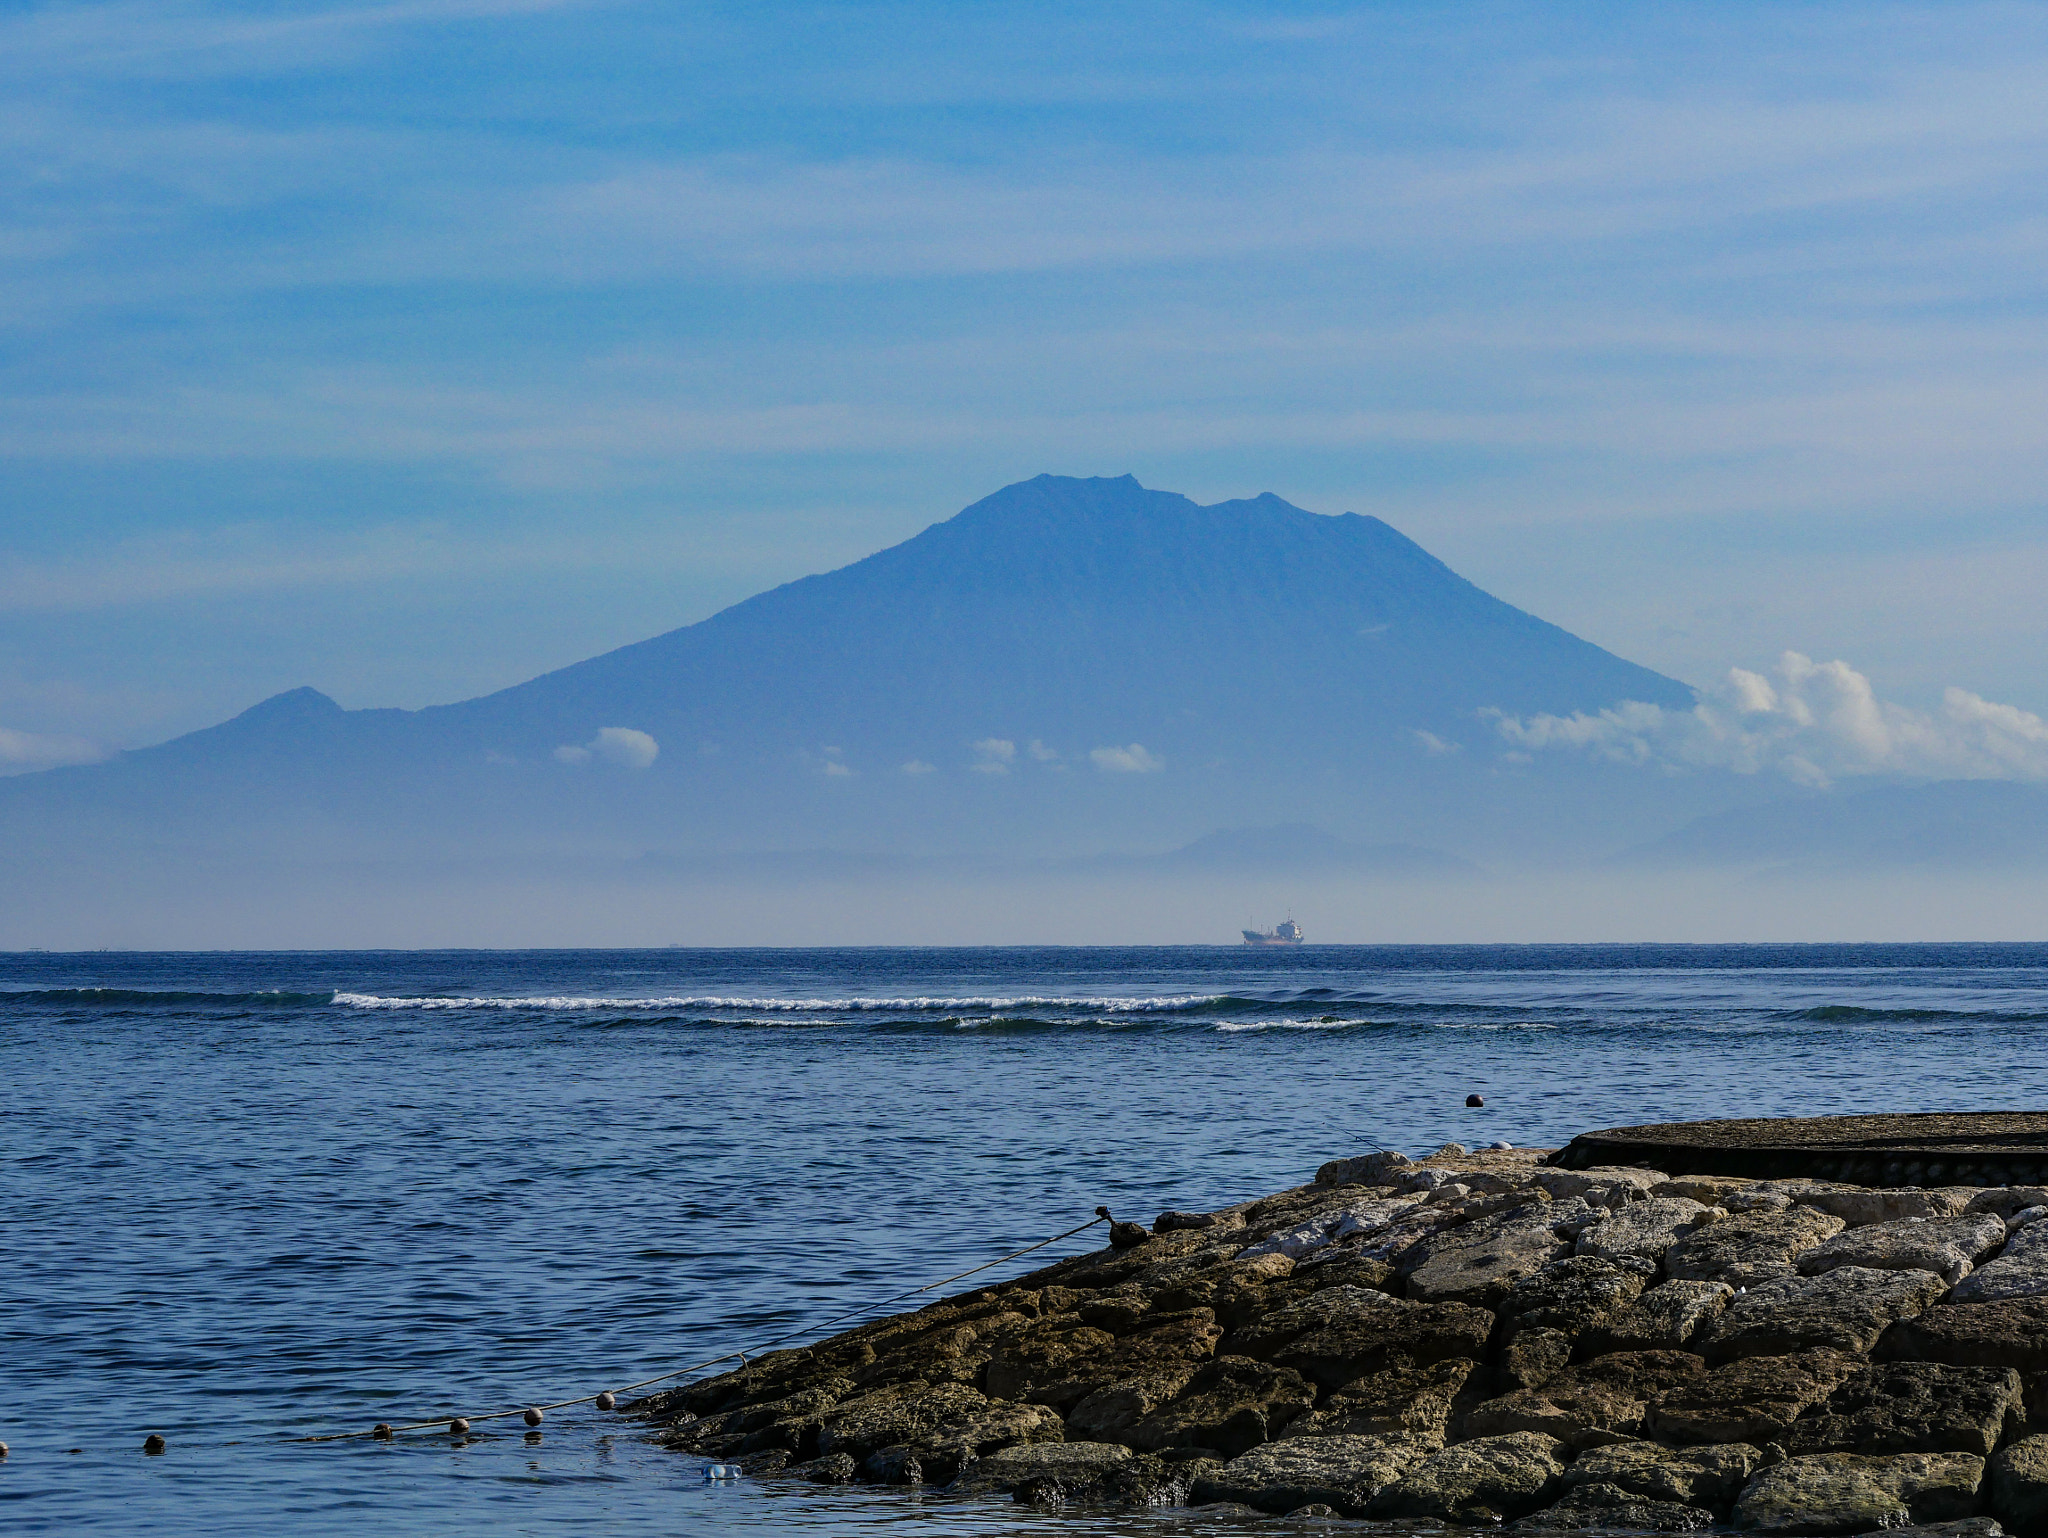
[6,0,2048,767]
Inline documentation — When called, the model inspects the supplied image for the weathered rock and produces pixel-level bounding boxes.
[1240,1197,1420,1262]
[1316,1150,1415,1187]
[1732,1451,1986,1534]
[1990,1435,2048,1536]
[814,1382,1063,1481]
[1403,1199,1599,1307]
[1065,1367,1199,1442]
[1858,1522,2006,1538]
[1124,1355,1315,1456]
[1469,1354,1707,1450]
[1955,1226,2048,1305]
[786,1451,858,1483]
[1785,1362,2024,1457]
[949,1439,1136,1496]
[1535,1167,1667,1206]
[1786,1186,1982,1228]
[1285,1357,1478,1444]
[1512,1482,1718,1531]
[1798,1215,2008,1286]
[1367,1430,1571,1521]
[1579,1198,1720,1264]
[1229,1283,1494,1389]
[1968,1191,2048,1224]
[1565,1440,1766,1511]
[862,1445,925,1483]
[1654,1350,1865,1444]
[1586,1279,1736,1355]
[1883,1300,2048,1374]
[1656,1176,1763,1205]
[1502,1327,1575,1391]
[986,1309,1222,1408]
[1154,1210,1225,1233]
[1667,1207,1849,1289]
[1499,1255,1653,1342]
[1148,1251,1294,1320]
[1466,1380,1654,1449]
[1192,1432,1431,1516]
[1696,1266,1949,1362]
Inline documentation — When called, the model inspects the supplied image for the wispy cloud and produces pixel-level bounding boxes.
[1492,652,2048,788]
[0,724,110,774]
[1090,743,1162,774]
[970,737,1015,774]
[553,725,657,768]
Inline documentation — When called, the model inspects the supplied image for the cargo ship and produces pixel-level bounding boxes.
[1242,917,1304,946]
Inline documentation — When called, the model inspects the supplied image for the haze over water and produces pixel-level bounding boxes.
[7,943,2048,1534]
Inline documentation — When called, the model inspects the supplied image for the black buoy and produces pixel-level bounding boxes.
[595,1392,617,1412]
[449,1418,470,1435]
[1466,1093,1485,1108]
[143,1434,166,1455]
[523,1407,544,1428]
[372,1423,394,1441]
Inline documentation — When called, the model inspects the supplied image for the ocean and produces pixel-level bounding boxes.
[5,943,2048,1534]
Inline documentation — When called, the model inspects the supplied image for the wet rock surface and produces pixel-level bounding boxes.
[634,1144,2048,1526]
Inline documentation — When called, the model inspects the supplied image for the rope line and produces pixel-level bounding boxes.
[290,1208,1113,1444]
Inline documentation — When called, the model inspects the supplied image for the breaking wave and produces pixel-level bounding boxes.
[333,991,1225,1013]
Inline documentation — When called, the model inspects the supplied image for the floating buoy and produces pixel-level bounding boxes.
[372,1424,393,1441]
[705,1462,741,1480]
[595,1392,617,1412]
[523,1407,544,1427]
[0,1440,9,1457]
[1466,1093,1484,1108]
[143,1434,166,1455]
[449,1419,470,1436]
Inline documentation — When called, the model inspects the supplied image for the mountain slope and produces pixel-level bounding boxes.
[1622,779,2048,872]
[1,474,1714,861]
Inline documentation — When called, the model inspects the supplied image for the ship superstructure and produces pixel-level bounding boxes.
[1242,918,1304,946]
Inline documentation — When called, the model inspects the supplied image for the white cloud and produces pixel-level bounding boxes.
[1490,651,2048,789]
[1090,743,1163,773]
[900,759,935,775]
[0,725,109,774]
[970,737,1016,774]
[1027,738,1060,762]
[555,725,658,769]
[1413,729,1461,755]
[822,759,852,777]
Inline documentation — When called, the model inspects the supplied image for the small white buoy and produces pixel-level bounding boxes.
[705,1463,741,1481]
[0,1441,9,1458]
[595,1392,617,1412]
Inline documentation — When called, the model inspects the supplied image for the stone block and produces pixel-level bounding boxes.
[1586,1278,1735,1354]
[1654,1349,1864,1444]
[1695,1266,1949,1362]
[1732,1451,1985,1535]
[1192,1432,1431,1516]
[1578,1197,1720,1263]
[1667,1207,1848,1290]
[1798,1215,2008,1286]
[1784,1362,2024,1457]
[1367,1430,1571,1521]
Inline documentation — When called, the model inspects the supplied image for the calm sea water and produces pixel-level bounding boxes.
[6,943,2048,1534]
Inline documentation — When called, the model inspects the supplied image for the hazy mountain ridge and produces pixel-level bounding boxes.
[1623,778,2048,874]
[1,474,1756,865]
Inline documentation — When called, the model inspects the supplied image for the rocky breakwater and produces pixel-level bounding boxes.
[631,1144,2048,1532]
